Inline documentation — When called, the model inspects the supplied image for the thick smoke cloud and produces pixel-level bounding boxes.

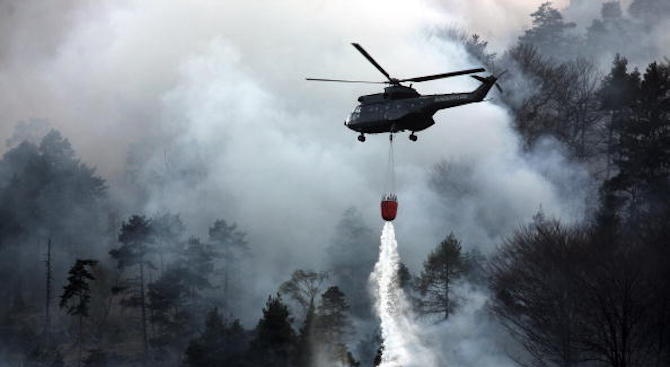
[429,0,569,49]
[1,0,598,363]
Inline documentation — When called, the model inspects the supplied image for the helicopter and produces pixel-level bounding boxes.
[307,43,502,142]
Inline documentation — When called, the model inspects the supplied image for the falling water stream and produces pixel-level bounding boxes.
[370,222,438,367]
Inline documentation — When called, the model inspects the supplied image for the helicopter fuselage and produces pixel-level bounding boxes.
[345,77,496,136]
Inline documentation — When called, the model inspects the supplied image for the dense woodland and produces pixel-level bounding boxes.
[1,1,669,366]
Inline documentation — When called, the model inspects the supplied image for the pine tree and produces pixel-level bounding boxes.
[109,214,153,362]
[249,294,296,367]
[606,60,670,218]
[148,237,216,349]
[314,286,354,365]
[184,307,247,367]
[60,259,98,367]
[147,265,191,348]
[599,54,641,180]
[417,233,465,319]
[208,219,248,312]
[519,2,577,61]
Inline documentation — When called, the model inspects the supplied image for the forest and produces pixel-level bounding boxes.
[0,0,669,366]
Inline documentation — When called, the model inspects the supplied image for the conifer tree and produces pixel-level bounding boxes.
[417,233,465,319]
[519,2,577,60]
[184,307,247,367]
[314,286,355,365]
[60,259,98,367]
[109,215,153,361]
[249,294,296,367]
[208,219,248,311]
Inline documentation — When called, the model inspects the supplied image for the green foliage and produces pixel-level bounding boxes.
[0,129,107,250]
[184,307,248,367]
[249,294,296,367]
[518,2,577,60]
[315,286,351,345]
[313,286,356,366]
[148,237,217,348]
[209,219,248,260]
[417,233,465,319]
[110,215,153,269]
[59,259,98,317]
[600,55,640,111]
[59,259,98,367]
[395,262,412,291]
[603,59,670,219]
[179,237,216,290]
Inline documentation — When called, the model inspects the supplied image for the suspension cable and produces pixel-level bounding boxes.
[386,133,395,195]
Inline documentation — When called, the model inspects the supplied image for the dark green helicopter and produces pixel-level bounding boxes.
[307,43,502,142]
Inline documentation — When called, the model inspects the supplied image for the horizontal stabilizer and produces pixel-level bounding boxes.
[470,75,488,83]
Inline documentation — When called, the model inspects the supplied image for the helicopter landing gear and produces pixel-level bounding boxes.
[409,133,418,142]
[358,134,366,142]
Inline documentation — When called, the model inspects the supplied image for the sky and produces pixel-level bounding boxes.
[0,0,595,324]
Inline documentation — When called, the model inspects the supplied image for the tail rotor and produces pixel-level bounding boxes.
[471,69,507,93]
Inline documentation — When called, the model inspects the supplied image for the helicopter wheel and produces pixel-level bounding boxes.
[358,134,366,142]
[409,133,418,142]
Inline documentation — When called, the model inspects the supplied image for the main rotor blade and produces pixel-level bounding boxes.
[305,78,386,84]
[399,68,486,83]
[351,43,393,82]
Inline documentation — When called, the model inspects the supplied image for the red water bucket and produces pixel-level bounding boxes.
[381,194,398,221]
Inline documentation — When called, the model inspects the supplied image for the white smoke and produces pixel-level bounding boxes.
[0,0,600,361]
[370,222,438,367]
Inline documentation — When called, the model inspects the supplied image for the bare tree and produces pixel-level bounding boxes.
[490,221,588,367]
[279,269,329,313]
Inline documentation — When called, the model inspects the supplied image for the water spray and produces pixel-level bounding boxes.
[370,223,437,367]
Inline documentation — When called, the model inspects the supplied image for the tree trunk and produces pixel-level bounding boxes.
[444,264,450,320]
[223,255,230,312]
[140,261,148,364]
[44,238,52,343]
[606,111,615,179]
[444,280,449,320]
[78,312,83,367]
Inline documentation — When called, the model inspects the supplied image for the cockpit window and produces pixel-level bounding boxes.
[347,105,362,123]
